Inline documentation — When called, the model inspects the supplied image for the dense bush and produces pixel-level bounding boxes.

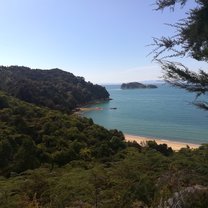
[0,66,207,207]
[0,91,124,176]
[0,66,109,112]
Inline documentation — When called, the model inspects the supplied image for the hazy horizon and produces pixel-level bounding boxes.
[98,79,164,85]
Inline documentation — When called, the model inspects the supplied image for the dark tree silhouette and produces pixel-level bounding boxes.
[151,0,208,110]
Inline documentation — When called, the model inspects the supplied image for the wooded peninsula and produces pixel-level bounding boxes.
[0,66,208,208]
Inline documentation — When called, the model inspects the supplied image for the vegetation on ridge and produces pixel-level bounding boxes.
[0,91,125,177]
[0,90,208,207]
[0,66,109,112]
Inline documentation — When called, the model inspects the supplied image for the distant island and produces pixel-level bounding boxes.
[121,82,158,89]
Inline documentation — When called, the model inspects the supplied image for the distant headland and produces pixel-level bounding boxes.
[121,82,158,89]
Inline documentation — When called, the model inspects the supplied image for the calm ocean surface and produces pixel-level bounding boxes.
[83,84,208,144]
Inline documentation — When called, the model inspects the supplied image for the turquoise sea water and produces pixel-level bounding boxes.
[83,84,208,144]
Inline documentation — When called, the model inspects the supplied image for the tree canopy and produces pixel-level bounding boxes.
[151,0,208,110]
[0,91,126,176]
[0,66,109,112]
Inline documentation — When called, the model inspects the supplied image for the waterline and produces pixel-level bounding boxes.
[83,84,208,144]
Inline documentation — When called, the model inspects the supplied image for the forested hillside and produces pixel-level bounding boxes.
[0,91,208,207]
[0,91,125,177]
[0,66,109,112]
[0,66,208,207]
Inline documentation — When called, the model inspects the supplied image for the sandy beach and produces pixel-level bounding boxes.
[125,134,200,151]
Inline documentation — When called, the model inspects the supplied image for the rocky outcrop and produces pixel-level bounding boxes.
[158,185,208,208]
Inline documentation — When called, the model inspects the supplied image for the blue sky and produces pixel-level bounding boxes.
[0,0,205,83]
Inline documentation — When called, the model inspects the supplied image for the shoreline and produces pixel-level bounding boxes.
[73,100,202,151]
[73,106,104,115]
[72,98,111,115]
[125,134,200,151]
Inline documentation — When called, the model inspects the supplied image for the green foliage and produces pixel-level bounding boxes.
[13,136,40,173]
[0,145,208,207]
[0,66,109,112]
[0,95,9,109]
[152,0,208,110]
[146,140,173,156]
[0,139,12,168]
[0,91,124,176]
[110,136,126,152]
[153,0,208,61]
